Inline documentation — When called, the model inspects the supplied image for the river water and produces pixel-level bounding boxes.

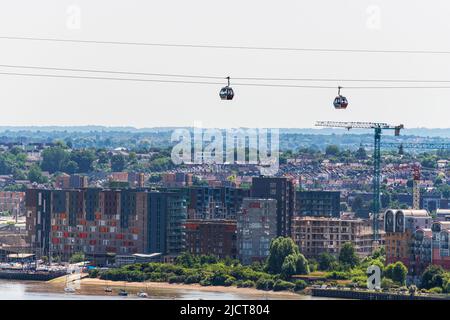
[0,280,331,300]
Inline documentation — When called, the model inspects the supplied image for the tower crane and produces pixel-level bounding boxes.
[315,121,404,241]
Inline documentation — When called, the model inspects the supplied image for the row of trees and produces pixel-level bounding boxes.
[88,235,450,295]
[38,144,175,177]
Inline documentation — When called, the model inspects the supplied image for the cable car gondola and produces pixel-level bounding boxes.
[333,86,348,109]
[219,77,234,100]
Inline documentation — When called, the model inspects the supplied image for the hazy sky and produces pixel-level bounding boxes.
[0,1,449,128]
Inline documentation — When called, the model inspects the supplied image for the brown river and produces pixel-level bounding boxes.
[0,279,334,300]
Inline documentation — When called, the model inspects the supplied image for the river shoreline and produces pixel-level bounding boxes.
[73,277,304,299]
[0,278,333,300]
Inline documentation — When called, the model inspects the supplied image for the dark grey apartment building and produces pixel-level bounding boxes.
[250,177,295,237]
[296,190,341,217]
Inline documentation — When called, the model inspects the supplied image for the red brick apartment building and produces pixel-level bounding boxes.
[25,188,186,265]
[0,191,25,216]
[185,219,237,259]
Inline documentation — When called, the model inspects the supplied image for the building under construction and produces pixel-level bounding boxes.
[291,215,377,259]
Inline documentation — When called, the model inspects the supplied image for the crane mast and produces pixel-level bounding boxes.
[315,121,404,241]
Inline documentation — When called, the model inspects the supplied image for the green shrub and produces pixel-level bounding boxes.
[237,280,255,288]
[381,278,395,289]
[273,280,295,291]
[224,276,236,287]
[88,269,99,278]
[428,287,443,294]
[328,271,350,280]
[168,275,186,283]
[351,276,367,288]
[294,280,307,291]
[148,272,166,282]
[184,274,202,284]
[444,281,450,294]
[199,279,211,286]
[208,270,229,286]
[256,278,275,291]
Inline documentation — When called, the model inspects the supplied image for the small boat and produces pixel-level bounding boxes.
[137,291,148,298]
[118,289,128,296]
[64,286,76,293]
[104,287,112,293]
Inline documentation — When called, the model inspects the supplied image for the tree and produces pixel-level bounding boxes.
[385,261,408,285]
[421,157,436,169]
[295,253,310,275]
[421,265,445,289]
[69,252,85,263]
[318,252,337,271]
[41,146,69,173]
[64,160,79,174]
[128,152,137,165]
[111,154,127,172]
[381,192,391,209]
[97,151,109,165]
[351,196,364,214]
[281,254,297,278]
[0,152,26,175]
[325,145,340,156]
[439,184,450,199]
[434,177,443,186]
[28,164,48,184]
[148,156,174,172]
[355,146,367,160]
[371,246,385,261]
[339,242,359,268]
[70,149,96,173]
[175,252,198,268]
[406,179,414,188]
[392,262,408,285]
[398,144,404,155]
[266,237,299,274]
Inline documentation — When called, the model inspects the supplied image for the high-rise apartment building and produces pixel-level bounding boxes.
[296,190,341,217]
[185,219,237,259]
[185,186,250,220]
[250,177,295,236]
[25,188,186,265]
[237,198,277,264]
